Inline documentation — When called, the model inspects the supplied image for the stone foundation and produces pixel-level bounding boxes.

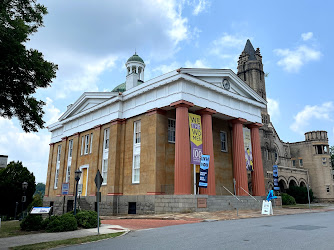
[44,195,276,215]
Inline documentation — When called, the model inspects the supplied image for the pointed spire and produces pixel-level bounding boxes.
[243,39,256,60]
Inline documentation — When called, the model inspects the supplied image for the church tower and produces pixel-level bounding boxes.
[237,40,269,125]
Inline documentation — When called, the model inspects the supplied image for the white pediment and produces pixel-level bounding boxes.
[178,68,266,105]
[58,92,119,121]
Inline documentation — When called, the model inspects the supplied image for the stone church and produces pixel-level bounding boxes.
[238,40,333,202]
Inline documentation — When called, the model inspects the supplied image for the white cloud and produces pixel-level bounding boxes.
[192,0,210,15]
[185,59,210,68]
[152,61,181,75]
[301,32,313,41]
[0,118,50,183]
[290,102,334,134]
[274,45,321,73]
[44,97,62,125]
[267,98,280,122]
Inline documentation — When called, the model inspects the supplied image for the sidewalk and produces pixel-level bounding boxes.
[0,224,128,249]
[1,204,334,249]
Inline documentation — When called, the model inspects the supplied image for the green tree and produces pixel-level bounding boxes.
[0,0,58,132]
[0,161,36,218]
[34,182,45,196]
[330,146,334,170]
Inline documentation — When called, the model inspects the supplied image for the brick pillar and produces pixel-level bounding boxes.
[198,108,216,195]
[248,123,266,196]
[171,100,194,195]
[45,143,54,197]
[231,118,249,196]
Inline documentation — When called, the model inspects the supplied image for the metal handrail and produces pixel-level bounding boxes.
[239,186,260,202]
[222,186,242,202]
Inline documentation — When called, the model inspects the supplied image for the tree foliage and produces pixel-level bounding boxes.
[34,182,45,196]
[0,0,58,132]
[0,161,36,217]
[330,146,334,170]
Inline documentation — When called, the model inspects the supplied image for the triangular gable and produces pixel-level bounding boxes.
[178,68,266,105]
[59,92,118,121]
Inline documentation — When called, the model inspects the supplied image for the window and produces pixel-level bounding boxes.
[89,133,93,154]
[132,120,141,183]
[327,186,330,193]
[104,128,110,150]
[66,140,73,183]
[134,120,141,144]
[323,157,327,166]
[81,136,84,155]
[102,159,108,184]
[68,140,73,158]
[292,160,296,167]
[84,134,89,154]
[168,119,176,143]
[54,145,61,189]
[132,155,140,183]
[220,131,227,152]
[299,159,303,167]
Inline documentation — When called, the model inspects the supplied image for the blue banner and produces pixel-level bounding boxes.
[273,165,280,191]
[199,155,210,188]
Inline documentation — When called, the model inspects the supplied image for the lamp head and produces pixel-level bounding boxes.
[75,169,82,181]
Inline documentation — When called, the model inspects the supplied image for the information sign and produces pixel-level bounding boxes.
[261,200,273,215]
[78,184,83,195]
[30,207,52,214]
[62,183,69,195]
[189,113,203,165]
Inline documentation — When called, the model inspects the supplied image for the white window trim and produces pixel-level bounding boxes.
[168,118,176,143]
[102,159,108,185]
[66,140,73,183]
[54,145,61,189]
[132,120,141,184]
[101,128,110,185]
[81,136,84,155]
[89,133,93,154]
[84,134,89,155]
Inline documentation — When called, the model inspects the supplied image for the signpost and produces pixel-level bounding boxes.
[62,183,69,214]
[189,113,203,194]
[95,170,103,235]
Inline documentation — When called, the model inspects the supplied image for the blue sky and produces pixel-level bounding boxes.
[1,0,333,183]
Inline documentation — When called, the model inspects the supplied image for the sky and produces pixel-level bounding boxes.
[1,0,334,183]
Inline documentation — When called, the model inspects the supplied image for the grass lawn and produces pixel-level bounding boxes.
[0,220,38,238]
[10,232,124,250]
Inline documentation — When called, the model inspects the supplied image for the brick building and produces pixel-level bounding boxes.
[44,52,267,214]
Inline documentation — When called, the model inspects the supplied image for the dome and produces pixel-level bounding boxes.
[112,82,126,92]
[127,53,144,64]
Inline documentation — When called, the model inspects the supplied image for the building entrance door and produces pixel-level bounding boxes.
[80,166,88,196]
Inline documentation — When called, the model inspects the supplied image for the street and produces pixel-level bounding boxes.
[62,210,334,250]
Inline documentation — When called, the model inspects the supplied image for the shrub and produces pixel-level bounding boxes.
[287,186,314,204]
[281,193,296,205]
[75,210,100,229]
[46,213,77,232]
[20,214,43,231]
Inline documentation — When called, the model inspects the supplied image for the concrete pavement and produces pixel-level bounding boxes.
[1,204,334,249]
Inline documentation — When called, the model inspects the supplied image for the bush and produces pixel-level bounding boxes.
[287,186,314,204]
[75,210,100,229]
[45,213,77,232]
[281,193,296,205]
[20,214,43,231]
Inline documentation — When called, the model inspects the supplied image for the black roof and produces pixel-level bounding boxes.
[243,39,256,60]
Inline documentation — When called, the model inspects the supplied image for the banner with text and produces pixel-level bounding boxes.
[243,127,253,171]
[273,165,280,190]
[199,155,210,188]
[189,113,203,165]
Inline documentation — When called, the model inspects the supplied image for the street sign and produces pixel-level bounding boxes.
[199,155,210,188]
[62,183,69,195]
[95,170,103,190]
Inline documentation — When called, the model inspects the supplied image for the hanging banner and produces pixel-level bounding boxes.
[243,127,253,171]
[273,165,280,190]
[189,113,203,165]
[199,155,210,188]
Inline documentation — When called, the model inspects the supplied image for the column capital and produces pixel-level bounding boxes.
[72,132,80,138]
[230,118,247,124]
[49,143,54,146]
[197,108,216,115]
[61,136,67,142]
[146,108,167,116]
[170,100,194,108]
[247,123,263,129]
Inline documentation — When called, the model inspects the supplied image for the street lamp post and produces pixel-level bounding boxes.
[22,182,28,219]
[74,169,82,215]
